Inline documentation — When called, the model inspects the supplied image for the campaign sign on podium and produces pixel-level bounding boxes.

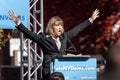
[0,0,29,29]
[50,56,97,80]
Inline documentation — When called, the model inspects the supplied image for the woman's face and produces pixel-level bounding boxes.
[52,21,64,37]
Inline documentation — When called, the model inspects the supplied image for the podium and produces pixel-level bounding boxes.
[50,55,97,80]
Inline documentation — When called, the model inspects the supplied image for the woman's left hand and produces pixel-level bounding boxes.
[91,9,100,21]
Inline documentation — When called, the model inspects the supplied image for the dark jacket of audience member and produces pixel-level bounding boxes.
[100,44,120,80]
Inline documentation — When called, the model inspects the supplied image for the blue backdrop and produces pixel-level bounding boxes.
[0,0,29,29]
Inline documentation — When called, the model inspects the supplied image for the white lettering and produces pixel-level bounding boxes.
[55,66,96,71]
[81,76,96,79]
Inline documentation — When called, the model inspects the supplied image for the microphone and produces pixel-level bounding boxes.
[65,39,77,52]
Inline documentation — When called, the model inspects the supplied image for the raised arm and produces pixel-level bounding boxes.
[66,9,100,39]
[8,10,43,43]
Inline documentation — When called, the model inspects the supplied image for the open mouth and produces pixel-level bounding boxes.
[58,30,62,33]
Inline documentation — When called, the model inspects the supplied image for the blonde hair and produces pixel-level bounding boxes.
[45,16,64,35]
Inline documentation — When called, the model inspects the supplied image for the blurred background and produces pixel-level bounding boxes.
[0,0,120,80]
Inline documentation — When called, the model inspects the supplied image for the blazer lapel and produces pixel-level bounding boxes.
[59,36,65,53]
[47,36,58,50]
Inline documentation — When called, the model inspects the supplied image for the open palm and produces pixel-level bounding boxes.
[8,10,19,24]
[91,9,100,21]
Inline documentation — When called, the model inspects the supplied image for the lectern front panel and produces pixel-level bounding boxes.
[50,57,97,80]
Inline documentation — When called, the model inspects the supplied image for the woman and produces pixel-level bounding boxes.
[8,9,99,80]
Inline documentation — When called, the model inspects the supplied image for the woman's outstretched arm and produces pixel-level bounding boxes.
[66,9,100,39]
[8,10,43,43]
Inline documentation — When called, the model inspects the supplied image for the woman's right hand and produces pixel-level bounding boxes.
[8,10,20,25]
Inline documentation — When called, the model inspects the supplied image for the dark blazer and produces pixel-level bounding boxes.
[16,19,91,63]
